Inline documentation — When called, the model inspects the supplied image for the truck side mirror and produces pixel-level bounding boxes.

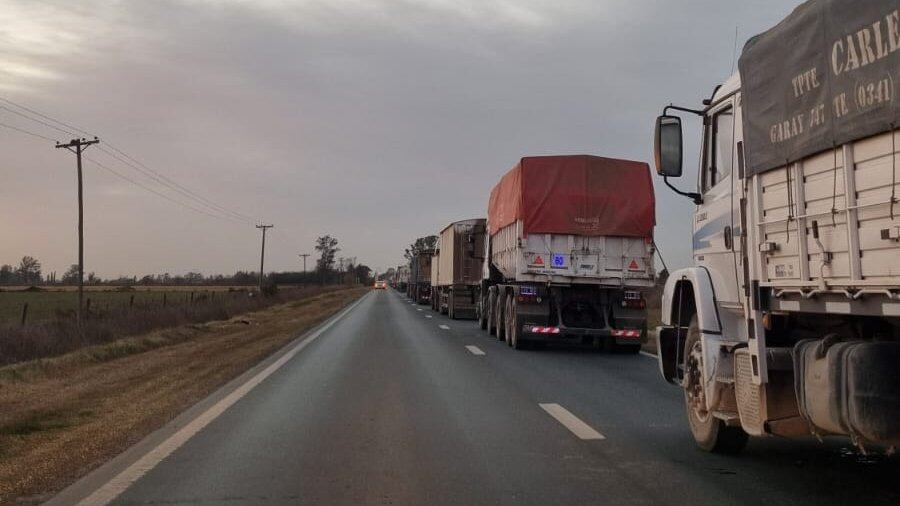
[654,115,683,178]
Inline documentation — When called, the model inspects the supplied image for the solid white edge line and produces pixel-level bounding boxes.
[74,293,368,506]
[539,403,606,440]
[465,345,485,356]
[639,350,657,359]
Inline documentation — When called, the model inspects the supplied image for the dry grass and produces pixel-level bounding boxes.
[0,286,340,365]
[0,287,367,504]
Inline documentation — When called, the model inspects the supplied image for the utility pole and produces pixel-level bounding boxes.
[256,224,273,291]
[56,137,99,324]
[298,253,310,273]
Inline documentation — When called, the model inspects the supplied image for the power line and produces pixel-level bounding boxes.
[95,145,256,224]
[102,142,258,222]
[0,94,262,225]
[0,121,58,142]
[0,105,78,137]
[0,95,94,137]
[85,155,248,223]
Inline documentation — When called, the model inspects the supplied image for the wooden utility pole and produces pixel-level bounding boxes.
[56,137,99,324]
[299,253,310,273]
[256,224,273,291]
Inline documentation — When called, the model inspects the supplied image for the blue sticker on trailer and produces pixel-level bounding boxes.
[551,254,566,268]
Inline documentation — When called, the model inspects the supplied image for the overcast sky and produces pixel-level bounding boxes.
[0,0,800,278]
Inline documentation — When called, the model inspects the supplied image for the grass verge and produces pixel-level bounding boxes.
[0,287,367,504]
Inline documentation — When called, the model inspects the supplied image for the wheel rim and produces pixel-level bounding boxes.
[685,340,710,423]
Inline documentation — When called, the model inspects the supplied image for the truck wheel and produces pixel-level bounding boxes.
[506,295,526,350]
[448,292,455,319]
[487,290,497,335]
[683,315,748,454]
[494,290,506,341]
[478,294,488,330]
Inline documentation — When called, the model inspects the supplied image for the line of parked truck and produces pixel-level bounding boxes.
[387,0,900,456]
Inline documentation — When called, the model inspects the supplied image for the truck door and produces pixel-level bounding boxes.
[694,101,740,304]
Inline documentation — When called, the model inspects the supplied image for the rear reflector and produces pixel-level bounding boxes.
[529,326,560,334]
[611,329,641,338]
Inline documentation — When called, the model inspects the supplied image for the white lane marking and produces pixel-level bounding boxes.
[75,294,368,506]
[439,324,450,330]
[465,345,485,356]
[417,308,423,311]
[539,403,606,440]
[639,350,657,359]
[425,315,433,319]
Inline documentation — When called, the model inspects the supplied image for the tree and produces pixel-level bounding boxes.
[315,235,340,283]
[16,256,42,285]
[0,264,13,285]
[62,264,80,285]
[404,235,438,261]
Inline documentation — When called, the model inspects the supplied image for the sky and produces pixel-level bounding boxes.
[0,0,800,278]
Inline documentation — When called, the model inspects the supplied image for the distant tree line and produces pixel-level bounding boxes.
[0,234,374,287]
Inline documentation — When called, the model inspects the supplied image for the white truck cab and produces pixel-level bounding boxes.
[654,53,900,454]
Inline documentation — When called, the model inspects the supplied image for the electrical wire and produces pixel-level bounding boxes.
[0,120,58,142]
[85,155,247,223]
[0,94,263,225]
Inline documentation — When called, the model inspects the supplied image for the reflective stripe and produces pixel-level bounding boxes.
[529,326,560,334]
[611,329,641,338]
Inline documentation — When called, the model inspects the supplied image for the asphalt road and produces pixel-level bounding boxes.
[57,289,899,505]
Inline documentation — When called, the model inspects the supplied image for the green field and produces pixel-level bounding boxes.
[0,288,248,324]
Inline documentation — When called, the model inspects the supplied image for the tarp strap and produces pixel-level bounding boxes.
[892,124,897,221]
[831,144,838,228]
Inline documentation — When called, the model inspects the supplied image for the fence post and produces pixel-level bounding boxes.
[86,298,91,318]
[163,293,167,307]
[130,294,135,308]
[190,292,194,304]
[21,303,28,326]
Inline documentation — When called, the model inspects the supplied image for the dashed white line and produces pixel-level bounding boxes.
[417,308,423,311]
[439,324,450,330]
[539,403,606,440]
[425,315,433,319]
[465,345,485,356]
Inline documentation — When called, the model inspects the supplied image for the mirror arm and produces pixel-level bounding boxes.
[663,175,702,205]
[664,104,704,116]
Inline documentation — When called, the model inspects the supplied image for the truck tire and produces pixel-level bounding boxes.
[683,315,748,454]
[506,294,526,350]
[478,293,488,330]
[448,291,455,319]
[494,290,506,341]
[487,289,497,336]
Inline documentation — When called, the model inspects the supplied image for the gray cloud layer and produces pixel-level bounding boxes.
[0,0,798,277]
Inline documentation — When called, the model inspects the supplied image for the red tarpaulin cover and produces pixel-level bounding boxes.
[487,155,655,238]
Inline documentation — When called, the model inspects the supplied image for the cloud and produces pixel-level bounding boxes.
[0,0,801,276]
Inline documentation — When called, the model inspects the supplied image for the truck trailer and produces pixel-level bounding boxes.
[433,219,487,319]
[408,253,433,305]
[653,0,900,454]
[477,155,656,351]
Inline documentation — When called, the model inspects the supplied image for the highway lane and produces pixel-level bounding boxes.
[60,289,899,505]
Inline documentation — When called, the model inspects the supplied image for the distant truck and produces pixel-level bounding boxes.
[396,265,410,292]
[432,219,487,319]
[478,155,656,351]
[408,254,433,305]
[652,0,900,454]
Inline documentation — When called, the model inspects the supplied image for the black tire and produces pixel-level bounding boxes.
[487,290,497,335]
[448,291,456,319]
[683,315,748,454]
[507,295,526,350]
[478,293,488,330]
[494,290,506,341]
